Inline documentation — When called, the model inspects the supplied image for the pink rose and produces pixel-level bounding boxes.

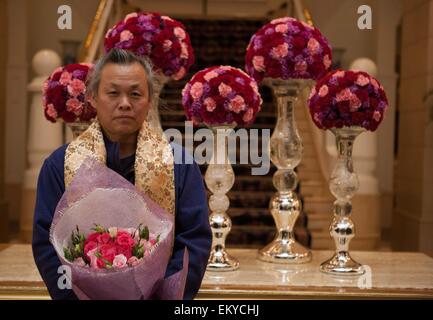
[229,95,246,113]
[163,40,172,52]
[46,103,58,119]
[190,82,203,100]
[100,243,117,263]
[271,43,289,59]
[307,38,320,55]
[84,241,98,259]
[180,42,189,59]
[112,254,127,269]
[174,27,186,40]
[204,97,217,112]
[336,88,352,102]
[127,256,142,267]
[356,74,370,86]
[86,232,100,243]
[86,247,98,268]
[252,56,265,72]
[295,61,307,72]
[97,232,111,244]
[373,111,382,122]
[120,30,134,42]
[67,79,85,97]
[59,71,72,85]
[218,82,232,98]
[318,85,329,97]
[173,67,186,80]
[275,24,288,33]
[323,54,332,69]
[116,232,135,248]
[66,98,82,115]
[204,71,219,81]
[349,95,362,112]
[242,108,254,123]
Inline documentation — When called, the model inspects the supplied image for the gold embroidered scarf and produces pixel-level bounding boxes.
[64,119,175,215]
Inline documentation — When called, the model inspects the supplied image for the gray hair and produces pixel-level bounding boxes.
[87,48,154,102]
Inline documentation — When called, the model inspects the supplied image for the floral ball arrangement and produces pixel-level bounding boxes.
[182,66,263,127]
[104,12,194,80]
[245,17,332,82]
[307,69,388,131]
[43,63,96,123]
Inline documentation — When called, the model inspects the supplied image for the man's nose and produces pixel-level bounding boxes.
[118,95,132,110]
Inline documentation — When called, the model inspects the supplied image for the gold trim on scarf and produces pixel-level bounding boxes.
[64,119,175,215]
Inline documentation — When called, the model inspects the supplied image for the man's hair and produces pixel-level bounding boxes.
[87,48,154,101]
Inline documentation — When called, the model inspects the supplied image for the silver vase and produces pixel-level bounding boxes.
[258,79,312,264]
[320,126,365,275]
[206,125,239,271]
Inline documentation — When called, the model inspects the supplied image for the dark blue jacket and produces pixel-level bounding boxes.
[32,135,212,300]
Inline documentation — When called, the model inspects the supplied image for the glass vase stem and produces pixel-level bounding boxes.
[206,126,239,271]
[258,79,312,264]
[320,127,365,275]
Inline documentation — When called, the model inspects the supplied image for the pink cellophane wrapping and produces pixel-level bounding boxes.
[49,157,188,300]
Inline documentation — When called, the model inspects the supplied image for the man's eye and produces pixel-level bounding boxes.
[108,91,118,95]
[131,92,142,97]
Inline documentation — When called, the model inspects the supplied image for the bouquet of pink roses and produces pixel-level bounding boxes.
[50,158,188,300]
[64,224,160,269]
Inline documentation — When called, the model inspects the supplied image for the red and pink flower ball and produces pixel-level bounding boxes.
[104,12,194,80]
[182,66,263,127]
[42,63,96,123]
[246,17,332,82]
[307,70,388,131]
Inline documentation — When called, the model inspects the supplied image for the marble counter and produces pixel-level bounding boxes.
[1,244,432,299]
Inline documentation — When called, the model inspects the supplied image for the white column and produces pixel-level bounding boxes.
[19,50,63,241]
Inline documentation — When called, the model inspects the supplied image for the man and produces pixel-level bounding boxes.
[32,48,212,300]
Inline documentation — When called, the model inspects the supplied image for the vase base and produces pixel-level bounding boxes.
[258,240,312,264]
[320,252,365,275]
[207,250,239,271]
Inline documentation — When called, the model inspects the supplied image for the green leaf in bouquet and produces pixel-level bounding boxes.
[140,225,149,241]
[132,243,144,259]
[91,224,106,234]
[156,234,160,244]
[64,247,74,262]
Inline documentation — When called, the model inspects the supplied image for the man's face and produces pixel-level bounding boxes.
[90,62,150,141]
